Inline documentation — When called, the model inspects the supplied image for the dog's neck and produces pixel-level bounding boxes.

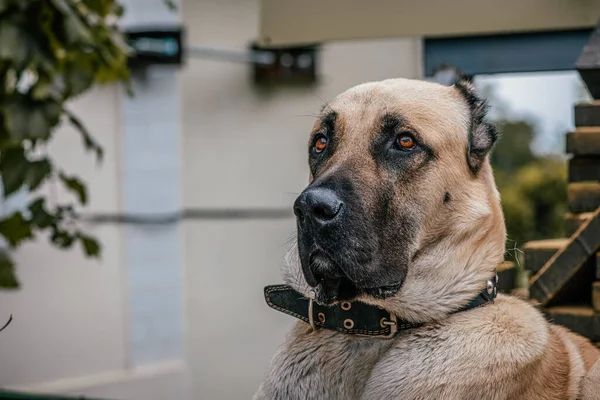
[373,234,502,323]
[370,176,506,323]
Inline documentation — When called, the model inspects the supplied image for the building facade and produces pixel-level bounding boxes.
[0,1,421,399]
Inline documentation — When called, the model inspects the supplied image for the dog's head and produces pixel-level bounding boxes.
[283,77,506,322]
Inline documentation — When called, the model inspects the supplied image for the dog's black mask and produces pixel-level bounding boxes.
[293,175,411,305]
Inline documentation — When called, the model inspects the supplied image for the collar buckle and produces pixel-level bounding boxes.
[378,313,398,339]
[354,313,398,339]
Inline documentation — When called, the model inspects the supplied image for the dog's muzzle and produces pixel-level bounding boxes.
[294,186,346,289]
[293,183,404,304]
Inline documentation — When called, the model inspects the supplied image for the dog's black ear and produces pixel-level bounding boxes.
[454,77,498,174]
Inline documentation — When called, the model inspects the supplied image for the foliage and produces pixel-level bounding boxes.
[0,0,130,289]
[483,85,569,260]
[490,120,535,174]
[495,157,568,248]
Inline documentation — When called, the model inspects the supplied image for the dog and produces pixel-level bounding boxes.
[253,77,600,399]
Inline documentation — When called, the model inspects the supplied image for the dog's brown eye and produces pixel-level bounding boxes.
[397,135,416,151]
[313,135,328,153]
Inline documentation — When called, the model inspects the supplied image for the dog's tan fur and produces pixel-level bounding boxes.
[255,78,600,399]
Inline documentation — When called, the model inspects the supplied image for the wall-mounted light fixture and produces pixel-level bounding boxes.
[249,42,319,86]
[124,25,185,67]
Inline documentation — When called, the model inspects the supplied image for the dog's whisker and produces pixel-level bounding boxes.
[280,232,298,249]
[294,114,321,119]
[313,94,330,108]
[504,237,524,270]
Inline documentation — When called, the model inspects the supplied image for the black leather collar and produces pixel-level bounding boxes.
[264,275,498,338]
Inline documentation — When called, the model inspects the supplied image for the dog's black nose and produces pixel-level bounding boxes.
[294,187,343,225]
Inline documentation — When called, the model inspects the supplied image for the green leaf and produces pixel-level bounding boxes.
[113,3,124,17]
[0,22,29,66]
[26,158,52,191]
[28,197,55,228]
[30,68,54,101]
[0,251,18,289]
[0,0,17,15]
[63,12,93,44]
[4,99,44,141]
[49,0,72,15]
[0,145,27,196]
[42,100,62,128]
[31,80,54,100]
[84,0,124,16]
[28,107,50,138]
[0,212,33,247]
[77,231,100,257]
[1,149,52,196]
[4,97,60,141]
[64,64,95,96]
[65,109,103,162]
[58,172,88,205]
[25,11,59,68]
[50,229,74,248]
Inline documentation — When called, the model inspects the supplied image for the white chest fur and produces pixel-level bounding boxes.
[255,296,558,400]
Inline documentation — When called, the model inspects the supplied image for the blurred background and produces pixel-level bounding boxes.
[0,1,598,399]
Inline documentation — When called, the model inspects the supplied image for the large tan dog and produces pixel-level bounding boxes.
[254,77,600,399]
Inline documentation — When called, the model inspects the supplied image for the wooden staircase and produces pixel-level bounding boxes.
[521,23,600,343]
[523,99,600,342]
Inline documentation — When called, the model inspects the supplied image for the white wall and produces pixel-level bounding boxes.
[181,1,422,398]
[0,86,128,388]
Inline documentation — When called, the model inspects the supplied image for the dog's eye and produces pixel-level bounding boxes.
[396,134,416,151]
[312,135,328,153]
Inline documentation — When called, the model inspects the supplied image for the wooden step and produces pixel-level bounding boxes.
[497,261,517,293]
[545,253,598,308]
[575,102,600,127]
[529,208,600,306]
[523,238,568,273]
[544,306,600,342]
[566,128,600,156]
[569,156,600,182]
[565,212,594,236]
[568,182,600,213]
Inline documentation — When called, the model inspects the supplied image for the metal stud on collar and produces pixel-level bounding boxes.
[486,280,494,295]
[318,312,326,323]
